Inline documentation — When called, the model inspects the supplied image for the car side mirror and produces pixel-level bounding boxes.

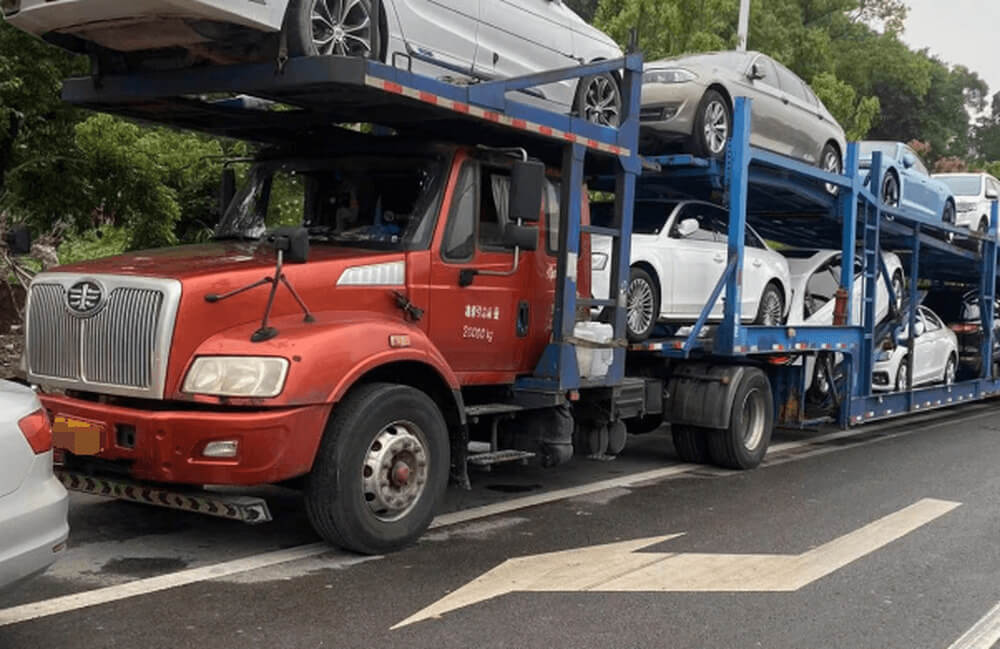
[503,223,539,251]
[676,218,700,238]
[509,159,545,224]
[914,320,925,337]
[902,153,917,170]
[986,189,999,200]
[4,225,32,256]
[748,63,766,81]
[220,167,237,215]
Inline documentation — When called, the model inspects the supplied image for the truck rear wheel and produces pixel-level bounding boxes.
[671,425,710,464]
[305,383,449,554]
[707,368,773,469]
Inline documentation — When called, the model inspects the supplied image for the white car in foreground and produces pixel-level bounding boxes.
[591,199,791,341]
[0,381,69,590]
[933,172,1000,234]
[3,0,624,125]
[872,306,958,392]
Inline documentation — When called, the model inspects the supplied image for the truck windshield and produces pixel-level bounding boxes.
[937,175,983,197]
[215,155,446,250]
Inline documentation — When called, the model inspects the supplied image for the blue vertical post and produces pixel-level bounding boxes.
[715,97,751,354]
[905,225,920,399]
[856,151,883,397]
[836,142,860,426]
[981,200,999,382]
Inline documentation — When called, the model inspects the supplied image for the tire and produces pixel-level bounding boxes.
[943,201,956,225]
[944,355,957,386]
[881,171,900,209]
[672,425,711,464]
[305,383,449,554]
[287,0,381,59]
[891,271,905,315]
[575,72,622,127]
[895,356,910,391]
[690,89,731,159]
[820,142,843,196]
[625,266,660,342]
[754,282,784,326]
[707,368,774,470]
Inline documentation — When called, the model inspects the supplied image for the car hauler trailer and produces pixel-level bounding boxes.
[25,53,999,554]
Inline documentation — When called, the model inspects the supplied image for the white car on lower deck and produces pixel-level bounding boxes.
[591,199,791,341]
[0,380,69,590]
[872,306,958,392]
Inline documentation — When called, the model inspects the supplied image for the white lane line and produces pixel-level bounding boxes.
[946,601,1000,649]
[1,405,995,628]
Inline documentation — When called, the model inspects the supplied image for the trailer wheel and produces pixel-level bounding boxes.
[672,425,711,464]
[305,382,449,554]
[707,368,773,469]
[287,0,381,59]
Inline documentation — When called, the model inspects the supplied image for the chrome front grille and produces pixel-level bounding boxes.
[26,274,182,398]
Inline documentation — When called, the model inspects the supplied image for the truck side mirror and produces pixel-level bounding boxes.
[3,225,32,256]
[509,159,545,224]
[220,167,237,214]
[504,224,539,251]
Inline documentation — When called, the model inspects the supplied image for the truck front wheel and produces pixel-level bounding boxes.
[707,368,773,470]
[305,383,449,554]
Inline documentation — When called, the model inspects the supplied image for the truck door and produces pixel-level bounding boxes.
[429,158,539,376]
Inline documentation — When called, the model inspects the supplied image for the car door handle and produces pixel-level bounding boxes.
[713,254,725,263]
[752,259,762,268]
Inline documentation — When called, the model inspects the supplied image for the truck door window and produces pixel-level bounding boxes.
[442,163,477,261]
[480,167,514,251]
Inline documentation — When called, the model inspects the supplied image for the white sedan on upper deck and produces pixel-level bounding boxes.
[2,0,624,125]
[591,199,791,342]
[0,380,69,590]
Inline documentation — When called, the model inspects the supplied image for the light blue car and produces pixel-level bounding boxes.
[859,141,956,224]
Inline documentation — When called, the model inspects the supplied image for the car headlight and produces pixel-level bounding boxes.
[183,356,289,398]
[957,201,977,213]
[592,252,609,271]
[876,350,892,362]
[643,68,698,84]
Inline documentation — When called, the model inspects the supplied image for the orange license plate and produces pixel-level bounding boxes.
[52,416,104,456]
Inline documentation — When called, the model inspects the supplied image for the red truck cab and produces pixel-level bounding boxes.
[27,141,589,553]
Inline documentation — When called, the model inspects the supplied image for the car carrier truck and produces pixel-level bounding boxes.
[17,52,1000,555]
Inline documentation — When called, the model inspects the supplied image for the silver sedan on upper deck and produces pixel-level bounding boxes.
[640,51,847,176]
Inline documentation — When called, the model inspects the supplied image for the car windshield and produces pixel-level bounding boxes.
[937,175,983,196]
[591,201,679,235]
[215,155,446,251]
[859,142,898,159]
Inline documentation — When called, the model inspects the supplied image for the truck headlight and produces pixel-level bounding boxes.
[592,252,609,271]
[183,357,289,398]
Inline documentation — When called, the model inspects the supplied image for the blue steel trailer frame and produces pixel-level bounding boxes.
[62,54,645,396]
[628,97,1000,429]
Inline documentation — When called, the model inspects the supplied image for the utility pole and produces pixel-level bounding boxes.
[737,0,751,51]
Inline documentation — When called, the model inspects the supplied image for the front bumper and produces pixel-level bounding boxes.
[639,82,705,140]
[0,451,69,590]
[41,394,332,486]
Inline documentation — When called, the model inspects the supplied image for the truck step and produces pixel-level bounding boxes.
[465,403,525,418]
[467,450,536,467]
[56,470,272,524]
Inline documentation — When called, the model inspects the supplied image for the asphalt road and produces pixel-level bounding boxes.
[3,404,1000,649]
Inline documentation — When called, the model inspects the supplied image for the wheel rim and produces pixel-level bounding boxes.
[703,100,729,155]
[582,76,621,127]
[759,290,782,326]
[897,362,908,391]
[739,388,766,451]
[882,174,900,208]
[823,149,842,194]
[311,0,373,57]
[946,359,956,385]
[627,277,655,335]
[362,420,429,522]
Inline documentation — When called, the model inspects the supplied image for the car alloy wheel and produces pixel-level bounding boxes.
[627,277,655,336]
[703,100,730,156]
[311,0,373,57]
[896,359,909,391]
[945,357,956,386]
[891,272,904,314]
[822,146,842,195]
[581,74,622,127]
[881,173,900,209]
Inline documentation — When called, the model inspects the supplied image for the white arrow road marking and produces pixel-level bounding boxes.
[393,498,960,629]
